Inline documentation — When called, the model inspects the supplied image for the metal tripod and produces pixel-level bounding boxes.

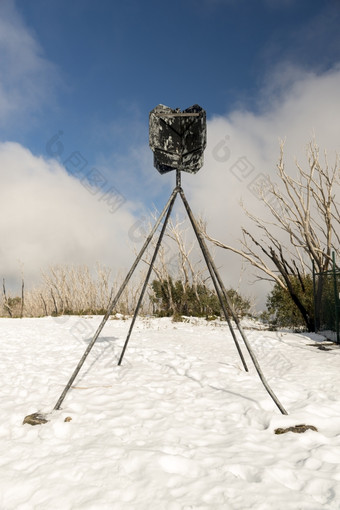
[53,170,288,415]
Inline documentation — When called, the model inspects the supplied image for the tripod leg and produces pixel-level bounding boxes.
[177,193,248,371]
[201,252,249,371]
[118,190,178,365]
[179,189,288,415]
[53,188,179,411]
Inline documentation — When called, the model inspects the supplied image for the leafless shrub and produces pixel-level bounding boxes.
[1,263,149,318]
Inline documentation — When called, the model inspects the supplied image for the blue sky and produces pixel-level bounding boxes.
[6,0,340,183]
[1,0,340,301]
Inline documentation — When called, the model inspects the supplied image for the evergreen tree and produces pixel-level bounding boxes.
[150,278,251,319]
[263,275,314,330]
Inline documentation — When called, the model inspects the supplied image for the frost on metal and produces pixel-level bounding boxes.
[149,104,206,174]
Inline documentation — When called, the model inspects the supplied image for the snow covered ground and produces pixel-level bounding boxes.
[1,315,340,509]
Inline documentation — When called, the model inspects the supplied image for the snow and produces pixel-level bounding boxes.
[1,315,340,509]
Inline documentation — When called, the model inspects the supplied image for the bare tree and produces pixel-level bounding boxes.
[20,277,24,318]
[201,140,340,331]
[139,214,209,313]
[2,278,13,317]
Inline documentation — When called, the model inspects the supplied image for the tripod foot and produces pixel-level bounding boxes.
[23,411,49,426]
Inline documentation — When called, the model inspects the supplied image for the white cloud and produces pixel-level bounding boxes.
[0,0,58,127]
[0,142,140,289]
[185,64,340,307]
